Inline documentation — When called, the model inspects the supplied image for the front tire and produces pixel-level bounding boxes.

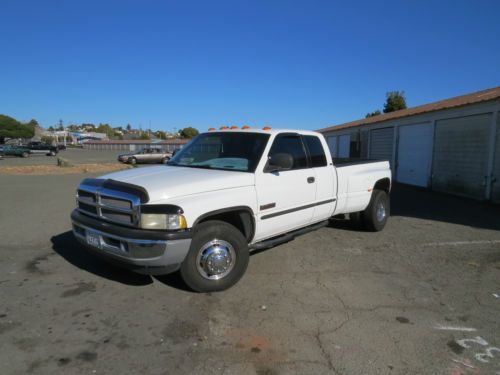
[128,157,137,165]
[161,157,170,164]
[21,151,29,158]
[180,220,249,292]
[362,189,390,231]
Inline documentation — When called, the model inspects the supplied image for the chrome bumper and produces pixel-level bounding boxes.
[72,221,191,275]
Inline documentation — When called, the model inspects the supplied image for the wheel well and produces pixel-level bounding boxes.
[196,208,255,242]
[374,178,391,193]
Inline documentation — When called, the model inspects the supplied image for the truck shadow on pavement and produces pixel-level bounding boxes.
[390,184,500,231]
[51,231,154,286]
[328,183,500,232]
[51,231,192,291]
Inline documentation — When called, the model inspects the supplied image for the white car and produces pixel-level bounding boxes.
[71,128,391,292]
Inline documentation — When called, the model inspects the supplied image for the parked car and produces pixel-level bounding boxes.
[72,128,391,292]
[1,144,31,157]
[117,147,172,165]
[24,142,59,156]
[57,144,67,151]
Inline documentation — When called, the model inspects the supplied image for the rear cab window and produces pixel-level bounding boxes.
[303,135,327,167]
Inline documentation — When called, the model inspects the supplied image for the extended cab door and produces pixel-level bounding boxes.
[254,134,317,241]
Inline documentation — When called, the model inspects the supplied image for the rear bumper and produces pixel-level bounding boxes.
[71,209,191,275]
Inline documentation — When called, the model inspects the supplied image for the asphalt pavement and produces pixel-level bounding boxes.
[1,168,500,375]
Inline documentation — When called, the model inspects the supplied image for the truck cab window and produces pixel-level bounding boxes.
[304,136,327,167]
[268,135,307,170]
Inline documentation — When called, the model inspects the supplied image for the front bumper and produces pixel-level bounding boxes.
[71,209,192,275]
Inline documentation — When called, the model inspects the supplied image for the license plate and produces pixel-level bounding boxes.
[86,231,102,249]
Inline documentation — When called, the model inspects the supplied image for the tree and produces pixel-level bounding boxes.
[365,110,382,118]
[138,132,151,140]
[179,127,199,139]
[383,91,407,113]
[57,119,64,131]
[0,114,36,140]
[155,130,167,139]
[126,124,132,132]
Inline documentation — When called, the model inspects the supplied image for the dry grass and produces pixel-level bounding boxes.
[0,163,132,175]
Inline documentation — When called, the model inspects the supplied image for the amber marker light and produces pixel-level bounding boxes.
[241,125,250,129]
[262,126,272,131]
[230,126,238,129]
[208,128,215,131]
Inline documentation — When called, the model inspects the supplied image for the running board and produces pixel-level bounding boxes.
[249,220,329,251]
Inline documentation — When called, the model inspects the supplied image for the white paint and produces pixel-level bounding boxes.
[434,324,477,332]
[456,336,488,348]
[423,239,500,247]
[451,359,476,369]
[338,135,350,158]
[396,123,434,187]
[475,347,500,363]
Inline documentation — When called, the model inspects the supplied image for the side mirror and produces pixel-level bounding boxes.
[265,153,293,173]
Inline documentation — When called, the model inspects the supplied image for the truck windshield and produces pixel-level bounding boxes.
[167,132,270,172]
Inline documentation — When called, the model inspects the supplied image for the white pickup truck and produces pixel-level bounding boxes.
[71,128,391,292]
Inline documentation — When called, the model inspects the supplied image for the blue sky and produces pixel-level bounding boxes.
[2,0,500,132]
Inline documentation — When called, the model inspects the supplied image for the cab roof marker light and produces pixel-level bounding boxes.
[208,127,216,131]
[230,126,238,129]
[262,126,272,131]
[242,125,250,129]
[220,126,228,130]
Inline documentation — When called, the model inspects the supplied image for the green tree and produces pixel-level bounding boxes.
[96,123,115,137]
[179,127,199,139]
[138,132,151,140]
[383,91,407,113]
[365,110,382,118]
[57,119,64,131]
[155,130,167,139]
[0,114,36,139]
[126,123,132,132]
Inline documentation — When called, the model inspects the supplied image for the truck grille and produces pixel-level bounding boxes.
[77,186,141,227]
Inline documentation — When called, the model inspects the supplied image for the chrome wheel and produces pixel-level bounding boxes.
[376,202,386,222]
[196,239,236,280]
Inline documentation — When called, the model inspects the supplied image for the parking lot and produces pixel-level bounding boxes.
[0,148,120,166]
[1,151,500,375]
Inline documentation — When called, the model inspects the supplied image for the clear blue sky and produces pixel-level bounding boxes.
[2,0,500,132]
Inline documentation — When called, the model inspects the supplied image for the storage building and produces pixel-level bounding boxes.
[318,87,500,202]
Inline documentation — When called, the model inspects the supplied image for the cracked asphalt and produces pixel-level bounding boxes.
[1,162,500,374]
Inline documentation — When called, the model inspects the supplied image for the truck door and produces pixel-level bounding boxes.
[302,135,337,220]
[254,134,316,241]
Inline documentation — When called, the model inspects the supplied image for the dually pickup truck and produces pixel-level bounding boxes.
[71,128,391,292]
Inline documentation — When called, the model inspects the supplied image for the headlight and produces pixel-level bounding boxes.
[140,213,187,230]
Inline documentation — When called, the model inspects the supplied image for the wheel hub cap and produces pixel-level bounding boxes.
[196,239,235,280]
[376,202,386,222]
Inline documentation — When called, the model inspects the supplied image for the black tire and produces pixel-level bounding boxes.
[21,151,29,158]
[49,150,56,156]
[180,220,249,292]
[161,157,170,164]
[362,189,390,232]
[128,157,137,165]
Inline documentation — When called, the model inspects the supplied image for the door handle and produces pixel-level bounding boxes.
[307,177,315,183]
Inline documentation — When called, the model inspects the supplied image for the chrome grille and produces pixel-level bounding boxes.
[76,185,141,227]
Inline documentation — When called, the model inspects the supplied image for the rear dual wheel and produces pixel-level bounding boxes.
[180,220,249,292]
[350,189,389,232]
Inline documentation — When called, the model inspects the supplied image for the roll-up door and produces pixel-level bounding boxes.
[432,113,491,200]
[326,136,338,157]
[338,135,350,158]
[491,113,500,203]
[369,127,394,164]
[396,123,433,187]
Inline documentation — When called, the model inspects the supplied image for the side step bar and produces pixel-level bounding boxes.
[249,220,329,251]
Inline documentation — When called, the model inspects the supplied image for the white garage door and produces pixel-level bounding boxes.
[397,123,434,187]
[338,135,350,158]
[369,127,394,165]
[432,114,491,200]
[326,136,338,157]
[491,113,500,203]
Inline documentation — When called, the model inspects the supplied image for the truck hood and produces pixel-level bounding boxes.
[100,166,255,202]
